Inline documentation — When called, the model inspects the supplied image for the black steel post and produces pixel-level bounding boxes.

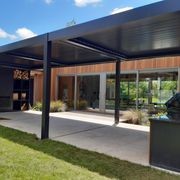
[28,70,31,110]
[115,60,120,124]
[41,34,51,139]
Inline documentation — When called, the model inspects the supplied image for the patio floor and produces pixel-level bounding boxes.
[0,110,149,166]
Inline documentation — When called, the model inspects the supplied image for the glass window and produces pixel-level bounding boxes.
[77,75,100,109]
[139,71,178,113]
[106,73,136,110]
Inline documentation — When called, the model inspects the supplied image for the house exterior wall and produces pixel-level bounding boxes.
[57,76,74,102]
[0,68,13,111]
[33,56,180,103]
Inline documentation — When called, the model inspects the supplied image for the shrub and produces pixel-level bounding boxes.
[50,101,66,112]
[77,100,88,110]
[32,102,42,111]
[122,109,148,125]
[32,101,66,112]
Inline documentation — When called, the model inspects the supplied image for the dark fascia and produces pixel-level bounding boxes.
[61,58,116,67]
[0,34,46,54]
[128,47,180,60]
[49,0,180,42]
[0,0,180,65]
[6,52,65,66]
[0,62,31,70]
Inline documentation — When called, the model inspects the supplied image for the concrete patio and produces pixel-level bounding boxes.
[0,111,149,166]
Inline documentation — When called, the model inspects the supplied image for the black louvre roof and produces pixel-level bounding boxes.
[0,0,180,70]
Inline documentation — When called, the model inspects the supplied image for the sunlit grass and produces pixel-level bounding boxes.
[0,125,179,180]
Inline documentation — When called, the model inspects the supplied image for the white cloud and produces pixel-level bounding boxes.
[0,27,37,43]
[74,0,102,7]
[16,27,37,39]
[110,7,133,15]
[0,28,17,40]
[44,0,53,4]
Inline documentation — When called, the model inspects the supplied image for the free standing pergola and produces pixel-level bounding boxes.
[0,0,180,139]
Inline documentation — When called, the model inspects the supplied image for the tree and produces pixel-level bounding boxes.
[66,19,76,27]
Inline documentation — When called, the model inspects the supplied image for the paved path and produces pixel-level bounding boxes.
[0,111,149,166]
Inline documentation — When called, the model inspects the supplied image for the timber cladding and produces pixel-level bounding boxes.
[53,56,180,75]
[33,56,180,102]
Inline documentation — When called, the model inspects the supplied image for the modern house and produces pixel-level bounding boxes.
[0,0,180,138]
[33,56,180,113]
[1,0,180,172]
[0,68,33,112]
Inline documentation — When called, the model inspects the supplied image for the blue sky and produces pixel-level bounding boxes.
[0,0,162,45]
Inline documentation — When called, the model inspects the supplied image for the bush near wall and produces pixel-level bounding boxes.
[32,102,42,111]
[32,101,66,112]
[122,109,148,125]
[50,101,67,112]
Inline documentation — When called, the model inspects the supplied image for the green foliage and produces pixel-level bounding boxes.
[32,101,66,112]
[121,81,136,101]
[139,81,148,98]
[0,125,179,180]
[0,126,107,180]
[161,81,177,90]
[32,102,42,111]
[50,101,67,112]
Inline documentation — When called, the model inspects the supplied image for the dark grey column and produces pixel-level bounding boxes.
[136,70,139,110]
[178,68,180,92]
[74,75,77,110]
[115,60,120,124]
[41,34,51,139]
[28,70,31,109]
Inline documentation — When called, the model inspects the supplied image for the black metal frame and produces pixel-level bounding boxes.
[115,60,120,124]
[66,37,128,60]
[49,0,179,42]
[41,34,51,139]
[0,0,179,140]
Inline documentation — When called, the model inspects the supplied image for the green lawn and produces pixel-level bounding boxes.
[0,125,179,180]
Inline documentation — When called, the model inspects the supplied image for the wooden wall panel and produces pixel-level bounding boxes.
[33,56,180,102]
[58,76,74,102]
[33,74,43,102]
[33,71,57,102]
[52,57,180,75]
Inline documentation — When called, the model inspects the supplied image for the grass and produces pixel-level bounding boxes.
[0,125,179,180]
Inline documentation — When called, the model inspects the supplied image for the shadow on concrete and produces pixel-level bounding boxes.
[0,111,151,178]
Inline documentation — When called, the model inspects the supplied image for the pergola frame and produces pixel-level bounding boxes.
[0,0,180,139]
[41,34,52,139]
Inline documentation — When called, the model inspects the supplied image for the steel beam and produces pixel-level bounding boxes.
[41,34,51,139]
[115,60,120,124]
[0,35,45,53]
[66,37,127,60]
[6,52,64,66]
[0,62,30,70]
